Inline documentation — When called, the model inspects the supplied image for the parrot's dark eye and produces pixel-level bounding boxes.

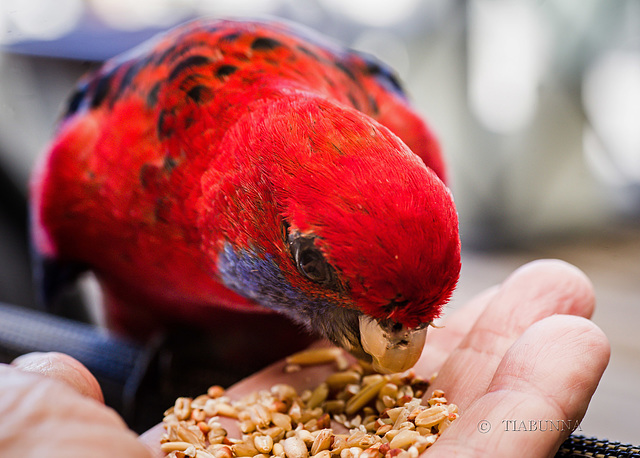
[288,234,337,287]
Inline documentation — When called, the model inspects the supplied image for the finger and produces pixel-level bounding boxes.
[0,364,150,457]
[427,315,610,457]
[432,259,595,410]
[12,352,104,403]
[416,285,499,379]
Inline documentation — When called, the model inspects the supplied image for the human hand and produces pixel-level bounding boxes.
[0,352,151,457]
[0,260,610,458]
[140,259,610,457]
[412,258,610,456]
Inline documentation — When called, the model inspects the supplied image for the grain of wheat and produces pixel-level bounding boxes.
[161,348,458,458]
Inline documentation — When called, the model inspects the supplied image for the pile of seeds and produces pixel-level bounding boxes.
[161,347,458,458]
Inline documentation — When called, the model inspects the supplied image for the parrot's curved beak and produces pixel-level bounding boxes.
[357,316,428,374]
[315,307,428,374]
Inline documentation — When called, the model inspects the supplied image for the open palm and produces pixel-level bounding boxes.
[141,259,611,457]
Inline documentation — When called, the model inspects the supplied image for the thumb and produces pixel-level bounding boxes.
[12,352,104,403]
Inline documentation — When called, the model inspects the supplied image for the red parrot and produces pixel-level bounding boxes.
[30,18,460,373]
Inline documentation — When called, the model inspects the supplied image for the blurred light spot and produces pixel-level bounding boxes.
[582,50,640,184]
[468,0,549,134]
[286,0,326,25]
[197,0,284,17]
[352,30,410,80]
[3,0,83,42]
[318,0,421,27]
[90,0,190,30]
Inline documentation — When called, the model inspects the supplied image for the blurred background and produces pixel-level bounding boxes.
[0,0,639,444]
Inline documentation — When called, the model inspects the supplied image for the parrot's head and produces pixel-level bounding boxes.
[202,94,460,373]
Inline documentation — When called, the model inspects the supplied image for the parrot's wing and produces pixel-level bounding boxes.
[55,19,446,185]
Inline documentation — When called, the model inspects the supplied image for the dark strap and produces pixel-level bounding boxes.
[557,435,640,457]
[0,302,156,429]
[0,302,143,383]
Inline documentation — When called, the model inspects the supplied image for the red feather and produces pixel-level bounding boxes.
[31,19,460,341]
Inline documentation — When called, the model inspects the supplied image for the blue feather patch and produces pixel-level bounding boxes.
[217,243,333,330]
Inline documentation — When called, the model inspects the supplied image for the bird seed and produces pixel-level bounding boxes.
[161,347,458,457]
